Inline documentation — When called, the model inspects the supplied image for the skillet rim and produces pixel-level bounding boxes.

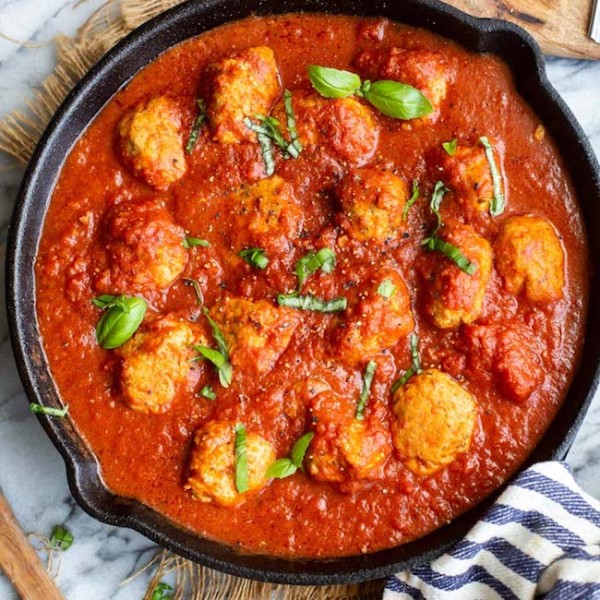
[6,0,600,585]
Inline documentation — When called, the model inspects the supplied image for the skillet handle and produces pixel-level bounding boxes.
[0,489,65,600]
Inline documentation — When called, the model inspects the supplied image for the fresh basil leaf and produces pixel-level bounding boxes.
[424,236,477,275]
[30,402,68,418]
[277,294,347,313]
[151,581,173,600]
[183,237,210,249]
[363,80,433,120]
[290,432,315,468]
[185,98,207,154]
[377,279,397,299]
[91,294,117,309]
[193,346,225,368]
[95,296,147,350]
[200,385,216,400]
[479,136,505,216]
[202,308,229,360]
[182,277,204,306]
[49,525,73,551]
[239,247,269,270]
[266,458,298,479]
[421,181,449,245]
[217,362,233,388]
[296,248,336,289]
[244,117,276,176]
[283,89,303,156]
[391,333,422,393]
[402,180,420,220]
[307,65,362,98]
[355,360,377,420]
[234,424,248,493]
[442,138,458,155]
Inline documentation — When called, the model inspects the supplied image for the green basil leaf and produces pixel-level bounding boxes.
[355,360,377,420]
[296,248,336,289]
[442,138,458,155]
[234,424,248,493]
[479,136,505,216]
[424,236,477,275]
[283,89,303,156]
[277,294,347,313]
[95,296,147,350]
[91,294,117,309]
[217,361,233,388]
[151,581,173,600]
[266,457,298,479]
[244,117,276,175]
[202,308,229,360]
[290,432,315,468]
[183,237,210,249]
[185,98,207,154]
[402,180,420,220]
[49,525,73,551]
[363,80,433,120]
[307,65,362,98]
[182,277,204,306]
[239,247,269,269]
[391,334,421,393]
[421,181,449,245]
[193,345,225,368]
[30,402,68,418]
[377,279,397,299]
[200,385,216,400]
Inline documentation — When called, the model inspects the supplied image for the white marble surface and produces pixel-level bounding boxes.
[0,2,599,598]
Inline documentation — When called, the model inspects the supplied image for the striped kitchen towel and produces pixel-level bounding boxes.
[385,461,600,599]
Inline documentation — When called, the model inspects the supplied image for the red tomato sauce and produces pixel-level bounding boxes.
[35,14,588,558]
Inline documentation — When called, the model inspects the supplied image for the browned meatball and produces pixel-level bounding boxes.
[423,224,492,329]
[186,421,275,506]
[118,96,187,190]
[337,168,409,243]
[93,198,187,295]
[495,215,565,303]
[211,296,300,376]
[306,390,392,483]
[205,46,281,144]
[118,315,205,414]
[392,369,477,476]
[335,268,414,366]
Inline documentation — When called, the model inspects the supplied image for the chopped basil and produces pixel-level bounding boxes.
[91,294,117,309]
[479,136,505,216]
[193,308,232,387]
[355,360,377,420]
[182,277,204,306]
[423,236,477,275]
[277,294,347,313]
[283,89,303,156]
[151,581,173,600]
[244,117,276,176]
[234,424,248,493]
[361,79,433,120]
[267,432,315,479]
[200,385,216,400]
[391,334,422,393]
[442,138,458,155]
[183,237,210,249]
[239,247,269,270]
[296,248,336,290]
[30,403,68,418]
[254,115,289,151]
[402,180,420,220]
[307,65,362,98]
[421,181,449,245]
[377,278,397,299]
[94,295,147,350]
[49,525,73,551]
[185,98,207,154]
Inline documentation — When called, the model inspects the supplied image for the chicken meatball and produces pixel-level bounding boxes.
[307,390,392,483]
[356,48,451,122]
[186,421,275,506]
[392,369,477,476]
[275,91,379,166]
[118,96,187,190]
[118,316,202,414]
[423,224,492,329]
[495,215,564,303]
[211,296,300,376]
[230,176,303,254]
[93,198,187,294]
[205,46,281,144]
[337,168,410,243]
[335,268,414,366]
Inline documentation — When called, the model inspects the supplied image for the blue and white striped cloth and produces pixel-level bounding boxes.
[385,462,600,599]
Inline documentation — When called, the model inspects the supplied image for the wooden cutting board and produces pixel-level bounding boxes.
[446,0,600,59]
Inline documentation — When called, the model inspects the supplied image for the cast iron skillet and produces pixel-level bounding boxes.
[6,0,600,585]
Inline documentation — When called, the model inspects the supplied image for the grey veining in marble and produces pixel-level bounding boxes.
[0,2,599,598]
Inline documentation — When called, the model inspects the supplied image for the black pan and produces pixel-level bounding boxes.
[6,0,600,586]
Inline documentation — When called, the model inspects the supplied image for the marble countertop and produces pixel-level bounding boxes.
[0,1,599,598]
